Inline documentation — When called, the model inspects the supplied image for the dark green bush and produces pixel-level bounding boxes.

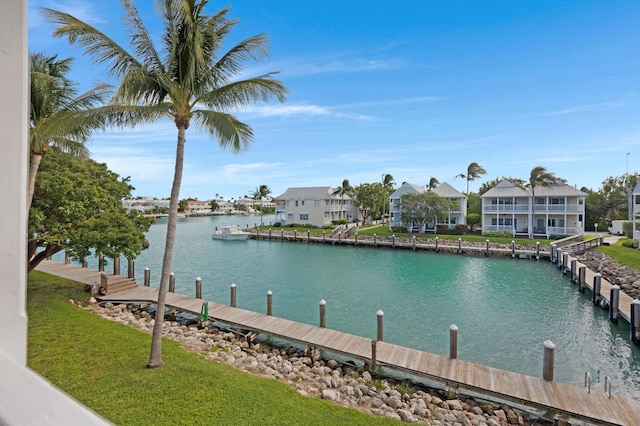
[467,213,481,226]
[445,227,458,235]
[332,219,348,225]
[391,226,407,233]
[622,238,639,249]
[483,231,513,238]
[455,224,470,235]
[623,221,634,239]
[436,225,448,234]
[273,222,281,227]
[549,234,570,240]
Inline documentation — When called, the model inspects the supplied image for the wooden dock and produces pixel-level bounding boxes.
[35,260,640,424]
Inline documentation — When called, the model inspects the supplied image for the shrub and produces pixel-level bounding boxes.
[622,238,639,249]
[549,234,570,240]
[331,219,348,225]
[273,222,281,227]
[483,231,513,238]
[467,213,481,226]
[623,221,634,239]
[391,226,408,233]
[445,227,458,235]
[455,224,470,235]
[436,225,448,234]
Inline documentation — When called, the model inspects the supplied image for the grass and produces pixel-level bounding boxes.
[595,239,640,270]
[258,223,553,246]
[27,271,400,426]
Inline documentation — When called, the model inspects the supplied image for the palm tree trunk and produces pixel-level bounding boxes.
[147,126,186,368]
[27,153,43,210]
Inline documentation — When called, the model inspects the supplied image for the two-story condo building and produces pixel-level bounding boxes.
[481,179,586,238]
[275,187,357,227]
[389,182,467,232]
[122,197,170,213]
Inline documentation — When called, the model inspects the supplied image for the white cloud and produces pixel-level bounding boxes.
[543,101,626,116]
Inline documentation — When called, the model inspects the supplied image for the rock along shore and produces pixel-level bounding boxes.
[81,300,552,426]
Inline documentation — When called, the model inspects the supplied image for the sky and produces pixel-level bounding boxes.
[28,0,640,200]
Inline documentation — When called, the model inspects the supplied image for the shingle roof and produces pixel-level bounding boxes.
[528,183,587,197]
[276,186,349,200]
[389,182,425,198]
[433,182,465,198]
[481,180,529,198]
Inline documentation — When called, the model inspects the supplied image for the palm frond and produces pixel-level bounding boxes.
[198,75,287,111]
[41,8,143,80]
[191,109,253,153]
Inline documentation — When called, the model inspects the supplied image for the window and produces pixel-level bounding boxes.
[299,213,309,221]
[295,200,298,207]
[314,200,320,207]
[491,218,512,226]
[287,213,294,220]
[301,200,305,206]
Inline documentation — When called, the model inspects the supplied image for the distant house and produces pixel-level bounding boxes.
[389,182,467,232]
[185,199,211,215]
[122,196,170,213]
[633,182,640,241]
[481,179,586,238]
[274,187,357,227]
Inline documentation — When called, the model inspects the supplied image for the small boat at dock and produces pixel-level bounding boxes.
[211,225,251,240]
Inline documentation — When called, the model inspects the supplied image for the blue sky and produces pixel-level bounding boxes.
[28,0,640,200]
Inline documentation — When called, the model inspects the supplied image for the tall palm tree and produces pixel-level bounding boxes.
[28,52,111,209]
[251,184,271,224]
[44,0,287,368]
[527,166,562,238]
[332,179,353,222]
[381,174,395,224]
[456,162,487,194]
[427,176,440,191]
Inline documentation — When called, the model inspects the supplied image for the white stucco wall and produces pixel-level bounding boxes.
[0,1,108,423]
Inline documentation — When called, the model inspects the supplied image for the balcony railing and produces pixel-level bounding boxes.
[534,204,584,213]
[483,205,530,212]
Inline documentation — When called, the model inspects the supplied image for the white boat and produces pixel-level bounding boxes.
[211,225,251,240]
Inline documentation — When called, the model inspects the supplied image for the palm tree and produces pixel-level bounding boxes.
[251,184,271,224]
[455,162,487,194]
[44,0,287,368]
[381,174,395,225]
[427,176,440,191]
[527,166,562,238]
[28,52,110,209]
[332,179,353,222]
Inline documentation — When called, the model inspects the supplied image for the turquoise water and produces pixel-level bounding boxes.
[63,214,640,398]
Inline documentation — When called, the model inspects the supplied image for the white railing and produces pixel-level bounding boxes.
[547,226,582,235]
[482,225,515,234]
[534,204,584,213]
[483,205,530,212]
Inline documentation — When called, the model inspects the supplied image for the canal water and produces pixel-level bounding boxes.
[66,214,640,398]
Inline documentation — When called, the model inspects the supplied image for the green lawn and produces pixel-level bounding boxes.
[27,271,400,426]
[595,239,640,270]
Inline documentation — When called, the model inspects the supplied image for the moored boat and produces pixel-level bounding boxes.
[211,225,250,240]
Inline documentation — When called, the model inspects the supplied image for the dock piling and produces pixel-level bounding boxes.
[82,257,87,268]
[319,299,326,328]
[99,253,105,271]
[231,283,236,307]
[128,259,134,279]
[631,299,640,344]
[555,249,562,268]
[113,257,120,275]
[511,240,515,258]
[543,340,555,381]
[609,285,620,324]
[169,272,175,292]
[486,239,490,257]
[562,253,568,274]
[592,273,602,305]
[450,324,458,359]
[267,290,273,316]
[195,277,202,299]
[578,265,586,292]
[435,237,439,252]
[370,340,377,372]
[570,258,577,282]
[458,238,462,254]
[535,241,540,260]
[377,309,384,341]
[144,267,150,287]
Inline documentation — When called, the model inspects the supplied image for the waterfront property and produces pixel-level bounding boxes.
[122,196,171,213]
[275,186,357,227]
[388,182,467,232]
[481,179,586,238]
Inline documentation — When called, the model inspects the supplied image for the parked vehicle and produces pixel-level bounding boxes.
[608,220,628,235]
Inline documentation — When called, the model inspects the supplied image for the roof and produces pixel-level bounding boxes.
[481,179,529,198]
[482,179,587,198]
[527,183,587,197]
[633,181,640,194]
[276,186,349,200]
[432,182,466,199]
[389,182,425,198]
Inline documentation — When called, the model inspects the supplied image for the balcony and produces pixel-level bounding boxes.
[483,204,530,212]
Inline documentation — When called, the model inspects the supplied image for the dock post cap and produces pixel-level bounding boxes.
[231,283,236,288]
[450,324,458,331]
[486,239,490,242]
[612,284,620,290]
[145,267,150,270]
[170,271,174,275]
[319,299,326,305]
[633,299,640,305]
[595,272,601,277]
[543,340,555,349]
[196,276,201,280]
[377,309,384,316]
[267,290,272,295]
